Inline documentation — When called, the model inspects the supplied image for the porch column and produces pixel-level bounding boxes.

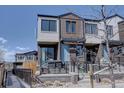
[38,45,41,75]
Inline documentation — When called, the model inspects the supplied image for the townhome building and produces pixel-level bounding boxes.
[59,13,85,64]
[37,14,60,73]
[37,13,85,74]
[37,12,124,74]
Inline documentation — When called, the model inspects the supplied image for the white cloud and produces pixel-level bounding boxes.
[4,50,16,62]
[0,37,7,44]
[3,46,31,62]
[16,46,30,51]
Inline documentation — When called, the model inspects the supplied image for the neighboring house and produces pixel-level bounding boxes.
[15,51,37,62]
[84,14,124,63]
[14,51,38,74]
[37,13,85,73]
[118,21,124,53]
[85,14,124,48]
[118,21,124,42]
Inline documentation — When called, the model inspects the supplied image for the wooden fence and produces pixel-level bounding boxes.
[0,63,5,87]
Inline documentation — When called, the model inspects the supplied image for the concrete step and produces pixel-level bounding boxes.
[38,74,71,82]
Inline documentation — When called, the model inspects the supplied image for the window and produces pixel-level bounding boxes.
[41,20,49,31]
[18,56,24,60]
[66,21,76,33]
[72,22,76,33]
[66,21,70,33]
[41,47,55,62]
[41,19,56,32]
[85,23,97,34]
[27,55,33,60]
[107,25,113,38]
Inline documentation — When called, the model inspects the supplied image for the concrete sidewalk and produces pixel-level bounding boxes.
[6,71,30,88]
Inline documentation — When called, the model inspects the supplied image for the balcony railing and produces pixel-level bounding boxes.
[41,60,69,74]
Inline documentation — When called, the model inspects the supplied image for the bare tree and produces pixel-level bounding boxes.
[0,42,5,62]
[0,48,5,62]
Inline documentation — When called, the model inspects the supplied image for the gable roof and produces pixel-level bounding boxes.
[59,12,83,19]
[106,14,124,20]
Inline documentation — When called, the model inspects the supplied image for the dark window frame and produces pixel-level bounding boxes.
[85,23,98,35]
[66,21,76,33]
[106,25,113,38]
[41,19,57,32]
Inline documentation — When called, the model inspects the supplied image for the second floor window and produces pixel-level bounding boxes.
[17,56,24,60]
[107,25,113,38]
[66,21,76,33]
[41,19,57,32]
[27,55,33,60]
[85,23,97,34]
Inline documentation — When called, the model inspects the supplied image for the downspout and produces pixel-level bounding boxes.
[36,15,40,73]
[59,17,61,61]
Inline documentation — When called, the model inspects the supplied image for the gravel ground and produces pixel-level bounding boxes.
[32,78,124,88]
[32,67,124,88]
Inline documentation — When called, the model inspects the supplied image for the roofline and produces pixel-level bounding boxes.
[98,14,124,22]
[118,20,124,24]
[59,12,83,19]
[37,12,84,20]
[37,13,124,23]
[37,14,58,18]
[106,14,124,20]
[84,18,100,22]
[15,50,37,55]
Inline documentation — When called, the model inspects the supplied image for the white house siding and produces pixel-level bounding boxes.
[85,16,124,45]
[85,21,102,44]
[37,17,59,43]
[85,34,103,44]
[98,16,124,41]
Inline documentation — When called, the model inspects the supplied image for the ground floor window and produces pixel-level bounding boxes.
[41,47,55,63]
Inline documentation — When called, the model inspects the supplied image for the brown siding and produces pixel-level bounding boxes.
[23,61,37,75]
[60,14,84,40]
[118,22,124,41]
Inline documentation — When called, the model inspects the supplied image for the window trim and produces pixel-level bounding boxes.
[41,19,57,32]
[85,23,98,35]
[106,25,113,38]
[66,21,76,33]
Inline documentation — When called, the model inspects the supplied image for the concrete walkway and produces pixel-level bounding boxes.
[6,71,30,88]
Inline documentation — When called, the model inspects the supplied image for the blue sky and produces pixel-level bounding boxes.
[0,5,124,62]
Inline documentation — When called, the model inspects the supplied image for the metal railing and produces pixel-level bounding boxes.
[41,61,69,74]
[41,60,70,74]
